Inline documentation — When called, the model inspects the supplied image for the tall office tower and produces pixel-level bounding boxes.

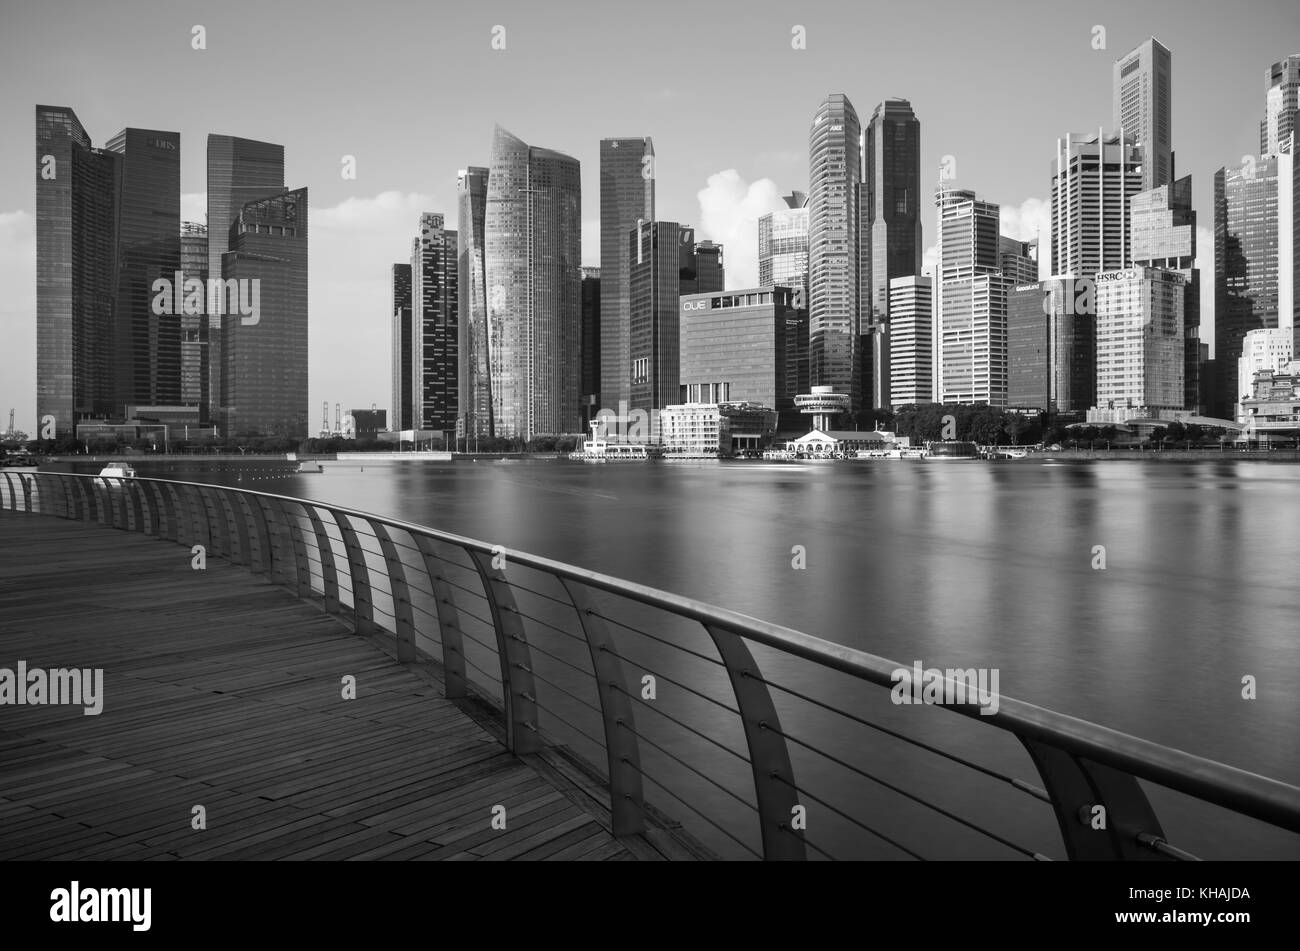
[863,98,922,411]
[411,213,458,433]
[390,263,413,431]
[107,128,181,412]
[1113,37,1173,191]
[1090,267,1184,421]
[206,136,285,423]
[1007,279,1096,416]
[934,186,1008,406]
[1261,54,1300,156]
[758,192,810,301]
[35,105,119,437]
[484,126,582,439]
[1130,175,1202,410]
[888,276,932,406]
[457,167,490,437]
[998,237,1038,285]
[600,137,655,412]
[1214,157,1281,418]
[808,94,862,409]
[691,240,726,293]
[179,222,209,415]
[580,267,601,428]
[1050,132,1144,277]
[219,188,308,438]
[1285,137,1299,360]
[628,220,686,426]
[679,285,801,422]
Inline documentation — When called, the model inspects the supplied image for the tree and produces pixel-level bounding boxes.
[1005,414,1030,446]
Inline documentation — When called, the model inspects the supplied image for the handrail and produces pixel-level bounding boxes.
[4,468,1299,861]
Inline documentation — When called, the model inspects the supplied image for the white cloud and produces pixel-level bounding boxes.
[1000,197,1052,279]
[922,243,938,279]
[181,192,206,225]
[0,210,36,433]
[696,170,787,289]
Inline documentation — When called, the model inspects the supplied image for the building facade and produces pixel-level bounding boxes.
[1090,267,1185,422]
[581,266,601,429]
[1113,37,1173,191]
[1007,278,1096,416]
[599,137,655,412]
[390,263,413,431]
[179,221,208,415]
[1051,132,1144,278]
[628,220,685,424]
[888,276,932,406]
[412,213,458,433]
[1261,54,1300,158]
[758,192,810,302]
[1236,327,1293,418]
[456,166,490,438]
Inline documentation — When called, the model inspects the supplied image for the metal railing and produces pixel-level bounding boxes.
[4,469,1299,860]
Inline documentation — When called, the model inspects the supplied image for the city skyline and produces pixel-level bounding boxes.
[2,0,1297,431]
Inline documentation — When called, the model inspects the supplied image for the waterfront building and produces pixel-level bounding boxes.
[179,222,209,416]
[600,137,655,411]
[391,263,413,431]
[350,408,387,437]
[794,385,852,431]
[1007,278,1096,417]
[457,166,490,438]
[660,403,731,457]
[808,93,862,410]
[412,213,458,434]
[1113,37,1173,191]
[483,126,582,440]
[1088,267,1184,423]
[628,220,686,432]
[1236,327,1294,419]
[219,188,309,438]
[1239,360,1300,445]
[888,276,932,406]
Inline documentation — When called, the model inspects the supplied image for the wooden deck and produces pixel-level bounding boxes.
[0,512,678,860]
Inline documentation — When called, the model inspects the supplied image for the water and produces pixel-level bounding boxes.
[123,457,1300,859]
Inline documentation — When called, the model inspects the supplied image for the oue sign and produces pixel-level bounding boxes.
[682,300,708,312]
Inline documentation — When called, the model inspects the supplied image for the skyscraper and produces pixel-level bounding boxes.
[580,267,601,429]
[206,136,285,423]
[35,105,119,437]
[180,221,209,414]
[600,137,655,413]
[888,276,932,406]
[758,192,810,302]
[628,220,685,425]
[219,188,309,438]
[808,94,862,409]
[457,166,490,437]
[1007,279,1095,416]
[935,187,1008,406]
[998,237,1038,285]
[391,263,413,431]
[484,126,582,440]
[107,127,181,412]
[863,98,922,411]
[1090,267,1185,421]
[689,240,726,294]
[1261,54,1300,157]
[1214,157,1281,417]
[412,213,458,433]
[1051,131,1144,278]
[1113,37,1173,191]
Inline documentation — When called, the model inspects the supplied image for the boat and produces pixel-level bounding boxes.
[925,440,980,460]
[296,461,324,473]
[568,421,662,461]
[984,448,1028,460]
[98,464,136,478]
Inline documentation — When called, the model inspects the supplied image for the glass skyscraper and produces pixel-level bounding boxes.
[457,166,490,437]
[628,221,686,423]
[484,126,582,440]
[808,94,862,410]
[391,263,413,432]
[1261,54,1300,158]
[758,192,809,302]
[412,213,458,433]
[1113,37,1173,192]
[219,188,309,438]
[179,221,209,414]
[600,137,655,412]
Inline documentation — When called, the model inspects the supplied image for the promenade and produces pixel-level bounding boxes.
[0,514,683,860]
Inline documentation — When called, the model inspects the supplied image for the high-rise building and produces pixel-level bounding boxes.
[180,221,209,415]
[219,188,309,438]
[935,187,1008,406]
[1113,37,1173,191]
[689,240,725,294]
[581,266,601,428]
[600,137,655,413]
[1051,131,1144,278]
[35,105,119,437]
[390,263,413,431]
[758,192,810,303]
[679,286,803,425]
[628,220,685,425]
[1007,278,1095,416]
[483,126,582,440]
[862,99,922,411]
[206,136,285,424]
[412,213,458,433]
[1261,54,1300,157]
[999,237,1038,285]
[457,166,490,438]
[808,94,862,409]
[1214,157,1281,418]
[1089,267,1184,422]
[888,276,932,406]
[107,127,181,412]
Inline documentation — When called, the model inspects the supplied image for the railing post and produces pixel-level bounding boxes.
[19,473,34,513]
[374,524,416,663]
[271,499,313,600]
[1019,739,1176,861]
[303,505,341,613]
[558,579,646,837]
[196,486,229,558]
[467,547,541,754]
[216,489,251,566]
[143,481,170,538]
[126,479,147,532]
[181,484,210,551]
[238,493,274,577]
[73,476,94,522]
[413,535,468,699]
[336,512,382,635]
[96,478,115,526]
[701,623,806,861]
[0,472,14,512]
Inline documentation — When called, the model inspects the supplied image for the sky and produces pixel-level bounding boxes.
[1,0,1297,433]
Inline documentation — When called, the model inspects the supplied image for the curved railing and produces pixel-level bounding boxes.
[3,469,1299,861]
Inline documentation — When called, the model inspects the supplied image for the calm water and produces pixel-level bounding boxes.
[132,457,1300,859]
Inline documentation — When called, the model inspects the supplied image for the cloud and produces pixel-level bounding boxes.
[1000,197,1052,279]
[0,210,36,433]
[922,243,938,279]
[696,170,788,289]
[181,192,206,225]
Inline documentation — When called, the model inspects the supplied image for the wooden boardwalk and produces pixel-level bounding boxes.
[0,512,681,860]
